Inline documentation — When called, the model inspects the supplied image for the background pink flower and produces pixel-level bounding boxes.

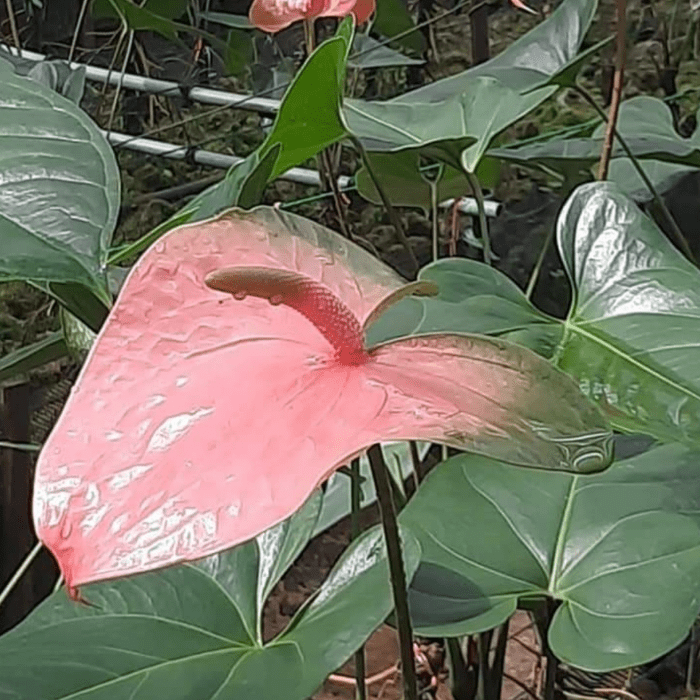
[250,0,375,33]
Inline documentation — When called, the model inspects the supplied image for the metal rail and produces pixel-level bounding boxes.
[0,43,502,218]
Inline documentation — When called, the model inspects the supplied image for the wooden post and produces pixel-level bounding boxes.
[0,381,58,634]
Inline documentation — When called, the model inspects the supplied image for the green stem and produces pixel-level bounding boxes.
[352,137,419,276]
[576,85,696,262]
[350,458,367,700]
[525,225,555,301]
[366,444,418,700]
[465,171,492,266]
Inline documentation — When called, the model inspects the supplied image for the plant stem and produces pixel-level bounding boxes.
[525,226,555,301]
[597,0,627,180]
[5,0,21,55]
[465,171,492,266]
[366,444,418,700]
[430,179,440,262]
[352,137,419,276]
[350,458,367,700]
[0,541,42,608]
[576,86,696,262]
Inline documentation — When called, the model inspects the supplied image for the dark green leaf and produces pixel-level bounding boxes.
[401,444,700,670]
[372,0,426,56]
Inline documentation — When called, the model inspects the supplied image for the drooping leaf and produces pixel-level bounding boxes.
[350,33,424,68]
[0,57,118,306]
[0,517,420,700]
[0,332,67,384]
[369,182,700,447]
[34,206,612,591]
[400,442,700,671]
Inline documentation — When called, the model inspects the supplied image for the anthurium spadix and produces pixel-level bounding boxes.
[33,207,612,597]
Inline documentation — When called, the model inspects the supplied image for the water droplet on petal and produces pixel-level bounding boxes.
[269,295,283,306]
[60,520,73,539]
[233,291,247,301]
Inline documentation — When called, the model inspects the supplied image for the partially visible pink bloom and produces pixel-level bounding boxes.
[249,0,375,33]
[509,0,538,14]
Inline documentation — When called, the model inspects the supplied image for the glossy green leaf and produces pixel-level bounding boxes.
[400,443,700,670]
[0,520,419,700]
[0,57,118,301]
[0,332,67,383]
[555,182,700,446]
[369,183,700,446]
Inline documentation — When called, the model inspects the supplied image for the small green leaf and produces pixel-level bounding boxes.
[372,0,426,56]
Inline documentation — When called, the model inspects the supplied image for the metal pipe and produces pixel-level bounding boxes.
[0,44,281,114]
[1,43,501,217]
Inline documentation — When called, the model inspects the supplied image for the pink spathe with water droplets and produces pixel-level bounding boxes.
[32,207,611,599]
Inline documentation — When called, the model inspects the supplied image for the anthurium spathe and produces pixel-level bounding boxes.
[249,0,375,33]
[33,207,612,596]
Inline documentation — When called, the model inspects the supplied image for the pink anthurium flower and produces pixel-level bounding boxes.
[249,0,375,33]
[33,208,611,598]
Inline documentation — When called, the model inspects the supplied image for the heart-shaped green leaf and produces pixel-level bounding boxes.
[0,57,118,307]
[369,182,700,447]
[0,510,420,700]
[400,442,700,671]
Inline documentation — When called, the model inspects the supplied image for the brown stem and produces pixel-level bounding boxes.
[597,0,627,180]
